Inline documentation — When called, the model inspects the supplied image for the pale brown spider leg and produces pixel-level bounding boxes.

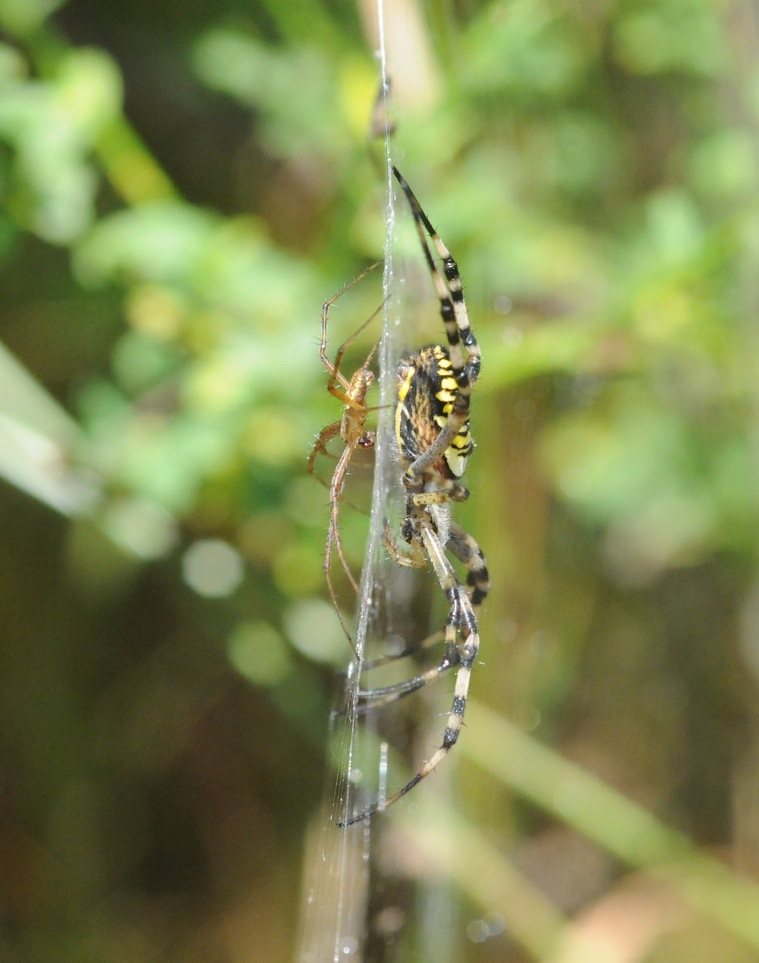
[326,337,380,406]
[308,416,377,505]
[325,440,362,597]
[382,518,427,568]
[306,420,341,484]
[320,262,382,389]
[318,439,364,654]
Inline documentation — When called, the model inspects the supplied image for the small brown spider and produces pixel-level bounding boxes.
[307,262,382,650]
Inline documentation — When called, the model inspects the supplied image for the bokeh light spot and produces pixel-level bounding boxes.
[284,598,348,665]
[182,538,244,597]
[227,620,292,686]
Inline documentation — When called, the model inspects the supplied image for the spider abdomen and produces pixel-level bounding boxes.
[395,343,473,482]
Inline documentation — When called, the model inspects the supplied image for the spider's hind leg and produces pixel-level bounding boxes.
[339,520,480,827]
[447,521,490,613]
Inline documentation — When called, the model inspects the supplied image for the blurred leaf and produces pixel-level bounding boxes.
[0,341,97,513]
[464,701,759,951]
[614,2,725,77]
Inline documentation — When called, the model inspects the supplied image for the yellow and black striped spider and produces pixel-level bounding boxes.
[340,168,490,826]
[307,263,382,651]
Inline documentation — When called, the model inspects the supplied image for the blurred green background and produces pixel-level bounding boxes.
[1,0,759,960]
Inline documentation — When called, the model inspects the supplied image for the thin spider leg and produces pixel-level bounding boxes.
[310,420,372,578]
[361,523,486,679]
[382,519,427,568]
[330,594,359,656]
[339,521,479,827]
[392,167,459,364]
[321,396,376,654]
[360,628,444,672]
[309,426,375,515]
[327,336,381,412]
[392,167,480,382]
[352,661,456,715]
[328,322,381,411]
[447,521,491,611]
[325,440,361,597]
[320,261,382,391]
[340,637,479,824]
[331,631,446,721]
[356,640,459,704]
[422,520,478,641]
[306,421,341,481]
[321,446,359,652]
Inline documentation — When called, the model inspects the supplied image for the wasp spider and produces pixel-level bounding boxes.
[340,168,490,826]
